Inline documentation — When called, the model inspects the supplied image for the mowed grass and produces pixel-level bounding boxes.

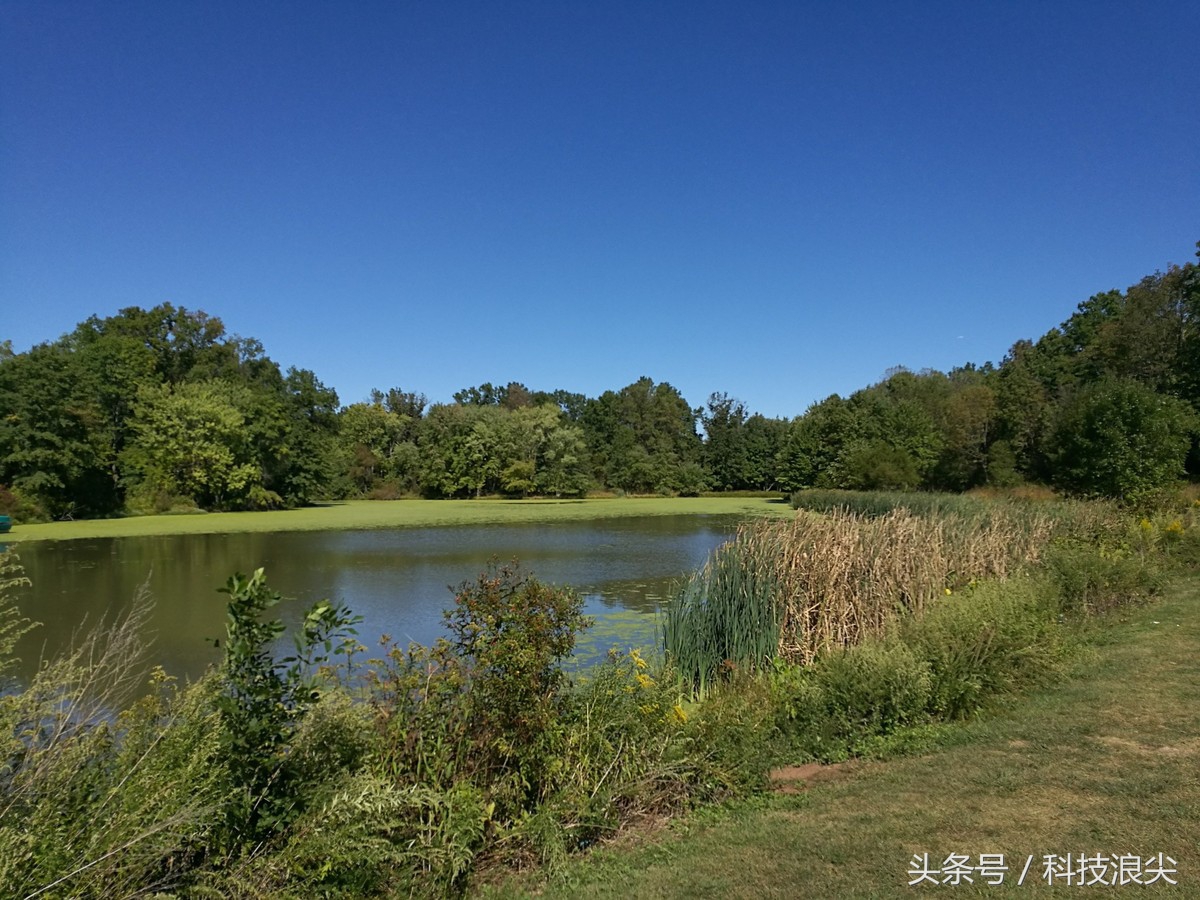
[487,578,1200,898]
[4,496,792,543]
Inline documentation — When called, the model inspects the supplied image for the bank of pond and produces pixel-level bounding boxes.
[0,492,1197,897]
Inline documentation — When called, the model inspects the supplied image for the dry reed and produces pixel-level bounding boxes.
[666,507,1054,691]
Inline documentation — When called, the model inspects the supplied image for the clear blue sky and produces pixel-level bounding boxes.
[3,1,1197,419]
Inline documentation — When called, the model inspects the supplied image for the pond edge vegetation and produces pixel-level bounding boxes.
[2,490,1199,897]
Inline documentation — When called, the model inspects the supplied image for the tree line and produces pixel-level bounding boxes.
[2,244,1197,519]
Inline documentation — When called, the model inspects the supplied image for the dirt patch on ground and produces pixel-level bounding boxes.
[1090,734,1199,757]
[769,761,857,794]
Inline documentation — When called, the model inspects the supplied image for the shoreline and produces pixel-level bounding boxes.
[2,496,793,544]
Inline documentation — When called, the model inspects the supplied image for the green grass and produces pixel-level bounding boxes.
[484,577,1200,898]
[4,497,793,543]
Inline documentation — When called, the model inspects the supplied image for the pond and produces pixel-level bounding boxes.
[7,514,741,683]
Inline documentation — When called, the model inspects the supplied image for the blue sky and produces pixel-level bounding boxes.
[3,1,1197,419]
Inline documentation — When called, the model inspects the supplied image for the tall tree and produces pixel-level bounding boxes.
[1048,378,1196,501]
[122,380,261,510]
[702,393,749,491]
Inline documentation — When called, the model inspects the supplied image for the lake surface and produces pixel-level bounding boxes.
[8,515,740,682]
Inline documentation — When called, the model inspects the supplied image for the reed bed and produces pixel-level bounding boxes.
[666,507,1054,693]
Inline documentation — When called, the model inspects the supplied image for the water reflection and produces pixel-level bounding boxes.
[12,515,737,682]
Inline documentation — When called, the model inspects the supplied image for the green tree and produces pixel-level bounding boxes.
[0,344,109,518]
[535,418,591,497]
[742,414,786,490]
[702,392,750,491]
[1048,378,1196,501]
[776,395,860,491]
[581,377,701,493]
[337,401,413,495]
[123,380,261,510]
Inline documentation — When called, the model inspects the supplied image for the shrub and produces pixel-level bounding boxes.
[683,673,779,795]
[549,650,694,851]
[771,641,932,762]
[213,569,362,847]
[208,774,489,898]
[370,563,588,821]
[900,577,1065,718]
[1048,378,1197,502]
[0,484,46,523]
[1044,543,1164,616]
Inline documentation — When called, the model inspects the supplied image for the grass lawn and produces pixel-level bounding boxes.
[486,578,1200,898]
[4,496,792,543]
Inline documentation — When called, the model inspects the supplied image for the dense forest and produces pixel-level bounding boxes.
[2,245,1197,520]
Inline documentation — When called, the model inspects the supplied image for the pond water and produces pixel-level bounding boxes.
[7,515,740,683]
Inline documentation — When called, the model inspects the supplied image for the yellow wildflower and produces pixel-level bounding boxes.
[671,703,688,724]
[635,672,654,689]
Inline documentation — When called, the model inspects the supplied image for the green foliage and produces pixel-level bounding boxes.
[701,393,749,491]
[561,649,691,800]
[443,564,586,791]
[899,577,1064,718]
[212,773,490,898]
[1044,541,1165,615]
[582,377,702,494]
[0,342,113,519]
[683,674,779,795]
[1048,378,1196,502]
[123,379,261,511]
[813,641,932,737]
[0,551,35,682]
[770,642,931,763]
[1,305,339,520]
[664,536,781,697]
[767,576,1069,762]
[415,403,591,499]
[0,592,227,898]
[789,488,993,519]
[839,440,922,490]
[214,569,361,846]
[370,564,588,819]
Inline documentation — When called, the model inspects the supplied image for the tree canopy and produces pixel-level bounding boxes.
[3,244,1199,519]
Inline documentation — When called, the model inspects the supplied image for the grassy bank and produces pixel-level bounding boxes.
[492,575,1200,898]
[3,496,792,543]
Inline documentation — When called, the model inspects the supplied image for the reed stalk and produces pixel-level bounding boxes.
[665,506,1054,694]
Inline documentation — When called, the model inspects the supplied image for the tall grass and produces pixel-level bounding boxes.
[662,540,782,698]
[0,550,35,681]
[0,585,228,898]
[666,507,1054,693]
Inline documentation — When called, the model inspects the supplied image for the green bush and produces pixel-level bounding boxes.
[900,577,1065,718]
[0,484,47,523]
[683,673,779,795]
[370,563,588,824]
[1048,378,1197,502]
[1044,543,1164,616]
[207,774,489,898]
[771,641,932,762]
[213,569,362,847]
[816,641,932,735]
[549,649,694,852]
